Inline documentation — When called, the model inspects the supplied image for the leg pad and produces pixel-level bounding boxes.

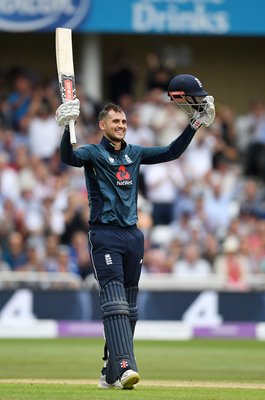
[100,281,137,383]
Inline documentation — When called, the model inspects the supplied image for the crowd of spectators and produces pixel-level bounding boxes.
[0,60,265,291]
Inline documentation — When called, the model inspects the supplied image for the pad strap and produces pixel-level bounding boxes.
[125,286,139,335]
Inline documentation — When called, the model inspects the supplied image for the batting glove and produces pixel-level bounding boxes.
[190,96,215,130]
[55,99,80,127]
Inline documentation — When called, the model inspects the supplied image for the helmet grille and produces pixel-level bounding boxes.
[168,92,207,119]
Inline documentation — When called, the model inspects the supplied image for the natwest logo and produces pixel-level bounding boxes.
[0,0,90,32]
[116,165,130,181]
[116,165,132,186]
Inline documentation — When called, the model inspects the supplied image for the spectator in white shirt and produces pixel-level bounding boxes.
[173,242,212,278]
[182,129,214,180]
[28,99,61,160]
[125,107,155,146]
[142,160,185,225]
[0,151,20,201]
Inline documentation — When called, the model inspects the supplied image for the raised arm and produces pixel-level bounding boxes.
[141,93,215,165]
[141,124,196,164]
[60,127,90,167]
[56,99,91,167]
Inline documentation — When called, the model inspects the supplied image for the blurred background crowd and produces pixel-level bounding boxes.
[0,57,265,291]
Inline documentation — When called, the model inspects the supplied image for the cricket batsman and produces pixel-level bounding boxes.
[55,74,215,389]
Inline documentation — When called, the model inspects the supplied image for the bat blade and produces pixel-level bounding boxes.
[55,27,77,144]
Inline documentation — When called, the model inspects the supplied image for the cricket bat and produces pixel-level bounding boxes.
[55,27,77,145]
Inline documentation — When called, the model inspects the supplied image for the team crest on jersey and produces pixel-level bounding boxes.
[116,165,132,186]
[125,154,133,163]
[109,157,114,163]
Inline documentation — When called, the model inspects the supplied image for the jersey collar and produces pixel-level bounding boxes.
[100,135,127,152]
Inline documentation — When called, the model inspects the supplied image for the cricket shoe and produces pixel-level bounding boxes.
[98,369,121,389]
[120,369,140,390]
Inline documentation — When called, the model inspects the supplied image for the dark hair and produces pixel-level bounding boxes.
[99,103,124,122]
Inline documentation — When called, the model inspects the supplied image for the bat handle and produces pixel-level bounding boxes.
[69,119,76,145]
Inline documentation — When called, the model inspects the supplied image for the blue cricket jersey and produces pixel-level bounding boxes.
[60,124,197,227]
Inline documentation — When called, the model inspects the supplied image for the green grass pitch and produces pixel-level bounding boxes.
[0,338,265,399]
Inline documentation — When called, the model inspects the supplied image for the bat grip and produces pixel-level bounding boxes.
[69,119,76,145]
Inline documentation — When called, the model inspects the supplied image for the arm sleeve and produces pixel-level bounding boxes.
[60,127,91,167]
[141,124,196,165]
